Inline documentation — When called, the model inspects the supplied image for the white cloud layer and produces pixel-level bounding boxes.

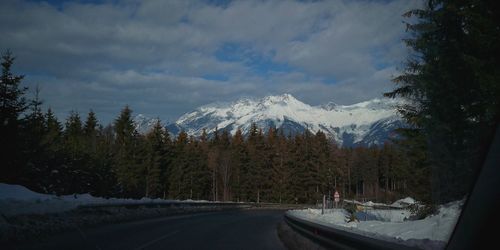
[0,0,422,123]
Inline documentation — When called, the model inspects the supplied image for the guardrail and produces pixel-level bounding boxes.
[77,201,250,209]
[284,212,419,250]
[76,201,307,210]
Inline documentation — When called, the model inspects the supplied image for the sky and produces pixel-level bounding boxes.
[0,0,422,124]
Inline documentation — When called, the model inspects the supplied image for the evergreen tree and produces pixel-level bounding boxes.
[64,111,84,148]
[196,129,211,200]
[0,51,28,183]
[230,128,248,202]
[218,129,232,201]
[392,131,431,203]
[311,131,330,198]
[83,110,98,153]
[21,88,47,190]
[301,130,319,203]
[113,106,141,196]
[93,124,116,197]
[143,120,167,198]
[43,108,65,193]
[385,0,500,203]
[246,124,267,203]
[288,134,306,203]
[143,140,162,198]
[270,129,292,203]
[61,111,93,194]
[207,127,220,201]
[189,136,210,200]
[168,130,189,199]
[44,109,63,149]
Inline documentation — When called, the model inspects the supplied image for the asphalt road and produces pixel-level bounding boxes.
[14,209,287,250]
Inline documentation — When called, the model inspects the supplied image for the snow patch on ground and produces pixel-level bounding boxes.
[391,197,416,207]
[0,183,201,216]
[344,197,416,209]
[0,183,249,244]
[359,209,412,222]
[288,199,463,245]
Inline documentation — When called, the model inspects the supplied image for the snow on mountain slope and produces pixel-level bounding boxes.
[163,94,405,147]
[133,114,160,134]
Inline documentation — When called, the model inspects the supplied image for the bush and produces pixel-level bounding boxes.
[344,203,359,222]
[408,203,437,220]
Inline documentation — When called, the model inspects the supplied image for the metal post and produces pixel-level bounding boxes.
[322,195,326,215]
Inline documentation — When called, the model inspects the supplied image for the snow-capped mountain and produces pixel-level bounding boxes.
[133,114,160,134]
[161,94,405,147]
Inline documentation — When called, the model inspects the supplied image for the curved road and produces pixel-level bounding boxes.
[17,209,286,250]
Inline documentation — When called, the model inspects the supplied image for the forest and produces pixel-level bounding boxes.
[0,63,427,204]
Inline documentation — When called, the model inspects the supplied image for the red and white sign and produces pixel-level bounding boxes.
[334,191,340,202]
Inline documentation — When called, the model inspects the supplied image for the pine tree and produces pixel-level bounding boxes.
[143,140,162,198]
[207,127,220,201]
[246,124,267,203]
[196,129,211,200]
[0,51,28,183]
[288,134,305,203]
[270,129,292,203]
[300,130,319,203]
[392,131,431,203]
[168,130,189,199]
[385,0,500,203]
[44,108,62,149]
[113,106,141,196]
[43,108,65,194]
[218,129,232,201]
[328,144,343,199]
[83,110,98,153]
[188,136,210,200]
[21,88,47,190]
[64,111,84,149]
[60,111,94,194]
[143,120,167,198]
[311,131,330,198]
[93,124,116,197]
[230,128,248,202]
[340,148,353,199]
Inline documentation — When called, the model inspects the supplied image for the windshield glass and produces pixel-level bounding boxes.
[1,1,498,250]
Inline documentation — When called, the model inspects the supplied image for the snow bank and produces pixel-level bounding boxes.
[361,209,411,222]
[288,200,463,244]
[0,183,54,201]
[288,208,360,229]
[356,201,462,242]
[391,197,417,208]
[0,183,190,216]
[344,197,416,209]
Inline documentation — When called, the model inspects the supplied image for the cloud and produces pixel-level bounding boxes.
[0,0,421,123]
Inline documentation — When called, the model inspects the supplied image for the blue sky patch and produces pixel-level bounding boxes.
[215,43,293,77]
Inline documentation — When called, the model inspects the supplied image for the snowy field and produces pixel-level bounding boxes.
[0,183,211,216]
[288,198,463,248]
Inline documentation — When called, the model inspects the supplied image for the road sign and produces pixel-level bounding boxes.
[334,191,340,202]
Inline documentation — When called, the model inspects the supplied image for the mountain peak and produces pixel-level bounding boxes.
[133,114,160,134]
[277,93,295,100]
[259,93,301,106]
[166,94,403,147]
[321,101,338,111]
